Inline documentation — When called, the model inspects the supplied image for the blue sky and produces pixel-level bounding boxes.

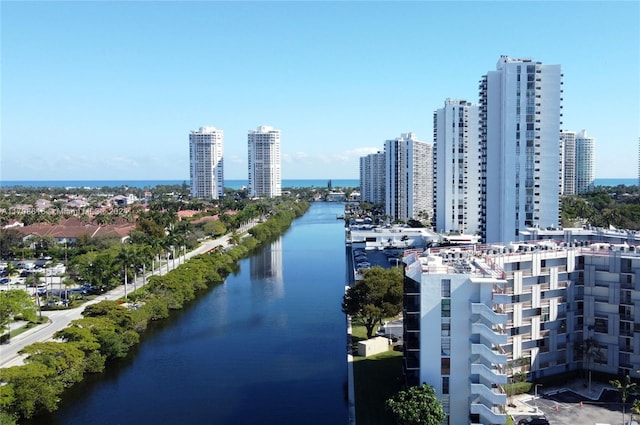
[1,1,638,180]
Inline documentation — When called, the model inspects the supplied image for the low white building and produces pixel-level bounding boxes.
[347,225,439,251]
[357,337,390,357]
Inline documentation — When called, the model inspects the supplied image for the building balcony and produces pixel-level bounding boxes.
[472,344,507,365]
[404,352,419,369]
[403,295,420,313]
[405,314,420,331]
[472,323,508,345]
[471,383,507,406]
[470,402,507,424]
[471,363,508,385]
[472,303,508,325]
[620,345,633,353]
[404,332,420,350]
[620,329,634,337]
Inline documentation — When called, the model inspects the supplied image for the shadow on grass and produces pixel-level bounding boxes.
[353,351,403,425]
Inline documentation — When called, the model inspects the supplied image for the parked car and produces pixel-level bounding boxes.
[517,417,549,425]
[0,278,10,284]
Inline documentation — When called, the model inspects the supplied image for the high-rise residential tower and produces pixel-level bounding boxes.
[574,130,595,194]
[359,151,386,205]
[433,99,481,234]
[248,125,281,198]
[479,56,562,244]
[560,131,576,195]
[189,126,224,199]
[384,133,433,223]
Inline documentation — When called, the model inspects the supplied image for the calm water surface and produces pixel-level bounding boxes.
[29,202,349,425]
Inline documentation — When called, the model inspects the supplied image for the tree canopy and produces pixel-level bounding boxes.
[385,384,446,425]
[0,290,37,333]
[342,265,403,338]
[561,186,640,229]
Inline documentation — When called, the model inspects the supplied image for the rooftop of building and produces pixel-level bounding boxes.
[403,238,640,278]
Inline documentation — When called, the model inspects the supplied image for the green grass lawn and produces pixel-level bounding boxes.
[351,324,404,425]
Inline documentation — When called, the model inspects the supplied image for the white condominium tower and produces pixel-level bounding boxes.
[384,133,433,223]
[560,131,576,195]
[433,99,481,235]
[560,130,595,195]
[359,151,386,205]
[248,125,281,198]
[480,56,563,244]
[575,130,595,194]
[189,126,224,199]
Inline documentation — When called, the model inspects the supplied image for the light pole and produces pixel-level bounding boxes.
[534,384,543,413]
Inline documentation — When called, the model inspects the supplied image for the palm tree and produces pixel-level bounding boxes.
[610,374,638,425]
[116,247,134,300]
[129,245,148,292]
[138,245,154,286]
[5,262,19,279]
[148,237,163,276]
[28,271,45,318]
[62,277,75,304]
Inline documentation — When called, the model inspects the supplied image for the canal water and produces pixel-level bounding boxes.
[29,202,349,425]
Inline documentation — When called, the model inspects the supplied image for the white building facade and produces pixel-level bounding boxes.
[480,56,563,244]
[359,151,386,205]
[189,126,224,199]
[402,239,640,424]
[575,130,595,194]
[248,125,282,198]
[434,99,481,235]
[403,248,508,425]
[384,133,433,223]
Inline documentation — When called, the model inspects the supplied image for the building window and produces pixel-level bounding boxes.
[441,338,451,356]
[441,299,451,318]
[442,377,449,394]
[594,318,608,334]
[441,358,450,375]
[441,279,451,297]
[441,321,450,337]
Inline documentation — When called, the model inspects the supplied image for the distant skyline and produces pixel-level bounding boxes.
[1,1,638,181]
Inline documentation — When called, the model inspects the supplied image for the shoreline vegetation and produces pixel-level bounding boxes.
[0,199,309,424]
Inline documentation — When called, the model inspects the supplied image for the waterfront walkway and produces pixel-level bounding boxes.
[0,220,257,369]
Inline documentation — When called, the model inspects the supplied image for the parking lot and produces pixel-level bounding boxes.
[513,388,637,425]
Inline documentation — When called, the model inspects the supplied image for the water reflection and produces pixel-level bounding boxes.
[26,203,349,425]
[250,238,284,299]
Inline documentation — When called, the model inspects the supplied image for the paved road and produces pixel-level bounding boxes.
[0,221,256,369]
